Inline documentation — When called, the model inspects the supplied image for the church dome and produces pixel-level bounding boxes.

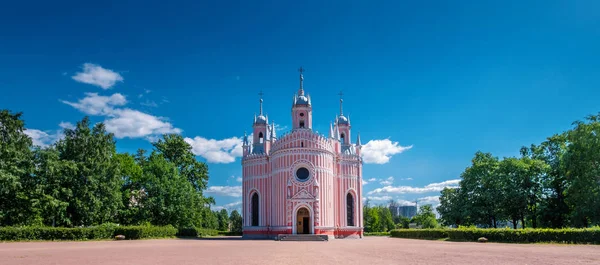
[255,114,267,124]
[295,95,310,105]
[337,115,349,125]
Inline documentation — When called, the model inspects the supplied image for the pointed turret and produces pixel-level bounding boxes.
[329,122,334,138]
[271,122,276,139]
[242,131,250,156]
[356,132,362,156]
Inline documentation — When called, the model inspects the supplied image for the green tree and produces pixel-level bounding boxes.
[521,135,569,228]
[217,209,230,231]
[460,151,503,228]
[413,204,438,228]
[54,117,123,226]
[115,153,143,225]
[152,134,209,192]
[31,147,71,227]
[0,110,35,226]
[138,152,203,227]
[229,210,243,232]
[378,206,395,232]
[563,114,600,227]
[437,187,467,227]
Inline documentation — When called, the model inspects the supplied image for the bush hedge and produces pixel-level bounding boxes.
[114,225,177,239]
[364,232,390,236]
[217,231,242,236]
[390,227,600,244]
[176,227,219,237]
[0,225,177,241]
[390,229,448,239]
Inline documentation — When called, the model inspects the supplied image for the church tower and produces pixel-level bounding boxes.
[252,94,269,154]
[291,67,312,130]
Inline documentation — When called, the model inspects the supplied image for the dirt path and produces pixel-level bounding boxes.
[1,237,598,265]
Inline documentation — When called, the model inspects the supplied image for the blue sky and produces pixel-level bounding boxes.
[2,0,600,212]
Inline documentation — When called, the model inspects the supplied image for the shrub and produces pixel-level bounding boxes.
[446,227,600,244]
[176,227,198,237]
[0,225,177,241]
[175,227,220,237]
[197,228,219,237]
[389,227,600,244]
[114,225,177,239]
[390,229,448,239]
[364,232,390,236]
[217,231,242,236]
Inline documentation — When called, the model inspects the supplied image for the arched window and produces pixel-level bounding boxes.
[251,193,259,226]
[340,133,346,144]
[301,142,304,147]
[347,193,355,226]
[299,121,305,128]
[258,132,264,144]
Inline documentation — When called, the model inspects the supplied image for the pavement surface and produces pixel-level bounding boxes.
[1,236,599,265]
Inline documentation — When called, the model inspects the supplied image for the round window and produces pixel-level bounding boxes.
[299,113,305,117]
[296,167,310,181]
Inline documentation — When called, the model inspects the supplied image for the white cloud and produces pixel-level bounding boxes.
[368,178,377,182]
[205,186,242,197]
[236,177,242,183]
[72,63,123,89]
[418,196,440,205]
[368,179,460,195]
[184,136,244,163]
[24,129,60,147]
[212,201,242,211]
[105,108,181,139]
[62,93,180,140]
[362,180,368,185]
[24,121,75,147]
[58,122,75,130]
[140,100,158,107]
[61,92,126,115]
[274,124,288,134]
[400,177,413,181]
[361,139,412,164]
[380,176,394,185]
[365,195,393,201]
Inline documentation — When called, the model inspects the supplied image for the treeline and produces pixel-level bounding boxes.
[438,113,600,228]
[0,110,242,231]
[363,202,438,232]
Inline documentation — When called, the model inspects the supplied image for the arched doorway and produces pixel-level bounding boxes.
[296,207,311,234]
[251,193,259,226]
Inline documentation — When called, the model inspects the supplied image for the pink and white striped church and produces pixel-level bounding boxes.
[241,68,363,239]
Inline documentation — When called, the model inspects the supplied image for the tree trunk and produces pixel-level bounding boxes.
[512,218,517,229]
[521,217,525,229]
[492,217,497,228]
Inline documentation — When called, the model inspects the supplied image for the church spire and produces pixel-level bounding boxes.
[259,90,264,115]
[338,91,344,116]
[298,66,305,96]
[356,132,361,146]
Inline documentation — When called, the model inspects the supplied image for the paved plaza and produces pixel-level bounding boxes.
[1,236,599,265]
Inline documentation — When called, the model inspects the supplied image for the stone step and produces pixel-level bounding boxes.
[277,234,328,242]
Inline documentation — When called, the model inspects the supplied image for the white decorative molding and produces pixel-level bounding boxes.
[291,188,315,200]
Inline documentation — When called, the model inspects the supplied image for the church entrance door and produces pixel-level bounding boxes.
[296,207,311,234]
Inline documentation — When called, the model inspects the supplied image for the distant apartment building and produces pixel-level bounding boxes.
[389,205,417,219]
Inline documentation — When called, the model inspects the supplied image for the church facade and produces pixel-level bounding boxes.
[241,69,364,239]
